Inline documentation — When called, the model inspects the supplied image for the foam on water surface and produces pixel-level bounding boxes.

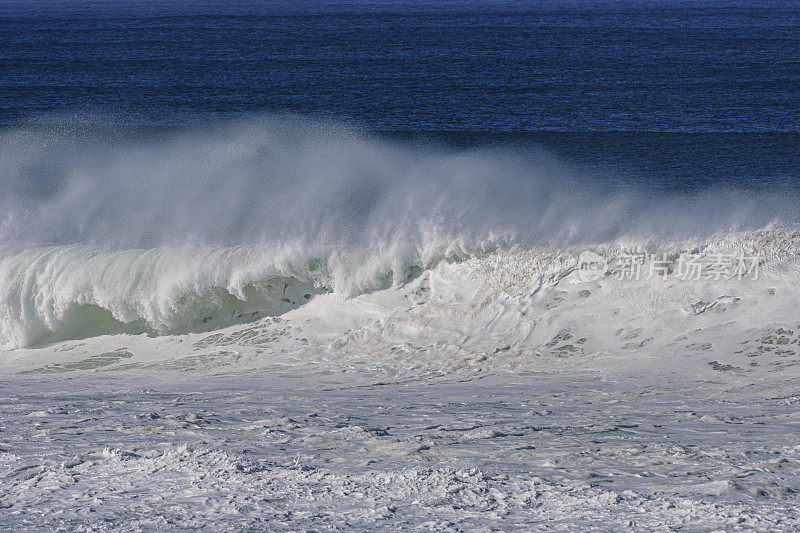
[2,118,800,530]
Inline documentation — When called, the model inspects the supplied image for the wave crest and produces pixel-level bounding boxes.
[0,237,489,348]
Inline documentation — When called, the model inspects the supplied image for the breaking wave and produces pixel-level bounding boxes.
[1,115,799,350]
[0,238,487,347]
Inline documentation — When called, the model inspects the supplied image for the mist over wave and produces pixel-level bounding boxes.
[2,114,796,250]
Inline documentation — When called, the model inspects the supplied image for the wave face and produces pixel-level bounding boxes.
[1,116,799,356]
[0,239,482,348]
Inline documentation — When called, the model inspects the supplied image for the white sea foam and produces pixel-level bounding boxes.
[3,117,800,530]
[1,228,798,382]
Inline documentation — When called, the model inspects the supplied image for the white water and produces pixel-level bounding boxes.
[2,226,798,376]
[2,117,800,530]
[1,115,797,352]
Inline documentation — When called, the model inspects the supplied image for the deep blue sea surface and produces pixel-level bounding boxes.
[1,0,799,189]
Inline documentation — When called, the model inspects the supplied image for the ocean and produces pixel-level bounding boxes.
[2,1,800,530]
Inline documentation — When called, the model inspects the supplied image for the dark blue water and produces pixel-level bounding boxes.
[2,0,799,189]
